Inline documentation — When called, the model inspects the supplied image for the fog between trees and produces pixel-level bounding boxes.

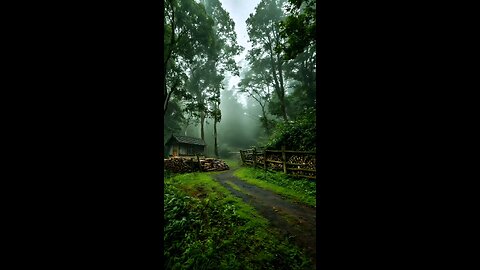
[164,0,316,158]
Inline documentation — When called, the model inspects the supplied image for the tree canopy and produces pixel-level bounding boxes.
[279,0,316,60]
[164,0,316,157]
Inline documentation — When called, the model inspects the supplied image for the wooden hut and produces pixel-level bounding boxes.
[165,134,206,157]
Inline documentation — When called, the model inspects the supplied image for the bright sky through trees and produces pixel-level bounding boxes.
[219,0,262,107]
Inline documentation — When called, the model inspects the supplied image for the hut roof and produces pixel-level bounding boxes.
[166,134,206,146]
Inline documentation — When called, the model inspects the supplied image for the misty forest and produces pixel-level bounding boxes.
[164,0,316,269]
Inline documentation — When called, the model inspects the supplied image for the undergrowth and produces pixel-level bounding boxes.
[164,173,313,270]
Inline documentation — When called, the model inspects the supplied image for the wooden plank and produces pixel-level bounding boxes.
[266,160,283,164]
[286,162,314,166]
[285,150,316,154]
[265,150,282,153]
[287,168,316,172]
[266,150,316,154]
[281,145,287,174]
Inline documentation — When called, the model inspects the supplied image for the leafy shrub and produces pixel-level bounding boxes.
[265,109,315,151]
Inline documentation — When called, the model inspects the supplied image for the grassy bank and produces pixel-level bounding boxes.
[234,167,316,208]
[164,172,313,269]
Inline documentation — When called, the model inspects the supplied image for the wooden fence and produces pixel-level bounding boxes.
[239,146,316,179]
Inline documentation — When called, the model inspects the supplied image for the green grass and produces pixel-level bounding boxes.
[222,157,242,170]
[234,167,316,208]
[164,172,313,270]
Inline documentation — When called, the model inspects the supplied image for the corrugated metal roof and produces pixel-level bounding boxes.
[166,134,206,146]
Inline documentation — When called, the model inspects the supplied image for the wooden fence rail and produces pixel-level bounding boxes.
[239,146,316,179]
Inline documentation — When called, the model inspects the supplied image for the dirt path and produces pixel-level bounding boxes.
[212,168,317,268]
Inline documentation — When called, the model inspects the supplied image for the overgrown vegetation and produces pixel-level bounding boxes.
[234,167,316,207]
[164,173,313,269]
[264,109,316,151]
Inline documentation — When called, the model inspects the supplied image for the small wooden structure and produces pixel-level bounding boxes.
[165,134,206,157]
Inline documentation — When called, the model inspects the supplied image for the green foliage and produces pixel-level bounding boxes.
[164,99,185,140]
[279,0,316,60]
[246,0,289,122]
[164,173,313,269]
[164,0,216,118]
[283,44,316,119]
[265,109,316,151]
[234,167,316,207]
[163,0,242,126]
[267,94,290,119]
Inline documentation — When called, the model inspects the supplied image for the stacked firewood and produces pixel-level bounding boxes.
[200,158,229,171]
[288,154,316,170]
[286,154,316,178]
[164,157,194,173]
[267,154,283,170]
[164,157,229,173]
[309,156,316,170]
[288,155,303,164]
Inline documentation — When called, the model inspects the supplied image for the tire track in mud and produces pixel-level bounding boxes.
[212,169,317,268]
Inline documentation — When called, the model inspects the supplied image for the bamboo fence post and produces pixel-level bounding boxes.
[253,148,257,168]
[281,145,287,174]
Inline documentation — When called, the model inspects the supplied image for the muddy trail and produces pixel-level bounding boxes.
[212,168,317,268]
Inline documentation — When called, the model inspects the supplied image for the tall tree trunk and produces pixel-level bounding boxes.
[164,80,177,118]
[277,52,288,122]
[261,105,270,135]
[163,4,176,118]
[267,40,288,123]
[214,105,218,159]
[200,112,205,140]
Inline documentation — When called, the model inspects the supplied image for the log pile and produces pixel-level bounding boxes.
[309,156,316,170]
[200,158,229,171]
[164,157,194,173]
[256,155,264,164]
[164,157,229,173]
[286,154,316,178]
[288,154,316,170]
[267,154,283,170]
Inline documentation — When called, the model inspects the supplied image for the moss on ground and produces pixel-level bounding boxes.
[164,172,313,270]
[234,167,316,208]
